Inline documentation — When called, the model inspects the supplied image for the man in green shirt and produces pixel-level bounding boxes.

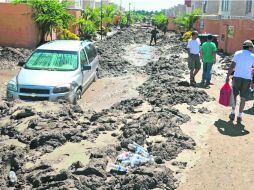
[201,35,217,86]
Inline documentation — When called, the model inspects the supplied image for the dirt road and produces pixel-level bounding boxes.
[174,68,254,189]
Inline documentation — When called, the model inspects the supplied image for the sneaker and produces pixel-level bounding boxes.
[206,81,211,86]
[250,88,254,93]
[229,113,235,121]
[237,117,242,124]
[200,80,205,86]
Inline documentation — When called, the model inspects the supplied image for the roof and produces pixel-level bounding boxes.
[37,40,92,52]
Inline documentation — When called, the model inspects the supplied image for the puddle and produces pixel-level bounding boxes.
[124,44,157,66]
[0,138,26,148]
[27,129,120,171]
[146,135,167,144]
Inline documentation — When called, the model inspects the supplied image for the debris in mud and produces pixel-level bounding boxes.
[218,55,233,70]
[0,47,32,70]
[198,107,212,114]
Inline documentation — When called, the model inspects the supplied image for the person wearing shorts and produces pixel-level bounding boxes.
[187,31,201,86]
[226,40,254,123]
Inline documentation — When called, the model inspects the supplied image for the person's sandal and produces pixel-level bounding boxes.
[229,113,235,121]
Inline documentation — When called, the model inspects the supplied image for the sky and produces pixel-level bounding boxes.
[111,0,184,11]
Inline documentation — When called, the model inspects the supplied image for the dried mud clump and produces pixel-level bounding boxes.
[138,56,211,106]
[0,47,32,70]
[96,28,151,77]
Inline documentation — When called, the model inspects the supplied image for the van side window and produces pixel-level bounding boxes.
[80,49,88,65]
[85,44,97,63]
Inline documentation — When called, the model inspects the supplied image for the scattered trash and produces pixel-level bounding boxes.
[117,151,132,161]
[128,142,150,158]
[9,171,17,183]
[109,143,154,175]
[108,164,128,174]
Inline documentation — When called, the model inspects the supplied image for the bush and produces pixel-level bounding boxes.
[58,29,80,40]
[79,20,97,39]
[182,31,192,42]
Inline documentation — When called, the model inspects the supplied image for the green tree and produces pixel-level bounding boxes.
[173,9,201,31]
[13,0,73,43]
[152,13,168,29]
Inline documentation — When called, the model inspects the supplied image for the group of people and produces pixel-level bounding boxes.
[187,31,254,123]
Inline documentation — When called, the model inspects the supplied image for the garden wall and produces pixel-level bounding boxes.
[194,19,254,54]
[0,3,41,49]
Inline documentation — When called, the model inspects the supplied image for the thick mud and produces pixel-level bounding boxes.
[0,47,32,70]
[0,27,211,189]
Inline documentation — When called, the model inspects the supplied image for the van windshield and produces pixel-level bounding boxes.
[25,50,78,71]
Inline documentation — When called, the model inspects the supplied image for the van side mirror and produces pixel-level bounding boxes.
[82,65,91,71]
[18,61,26,67]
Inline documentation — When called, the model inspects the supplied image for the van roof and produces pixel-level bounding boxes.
[37,40,92,52]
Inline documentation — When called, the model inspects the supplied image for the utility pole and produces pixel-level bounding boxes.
[119,0,122,28]
[101,0,103,40]
[128,2,131,26]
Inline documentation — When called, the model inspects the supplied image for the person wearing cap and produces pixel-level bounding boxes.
[187,31,201,85]
[200,34,217,86]
[226,40,254,123]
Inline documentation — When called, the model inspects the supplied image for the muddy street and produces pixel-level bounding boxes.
[0,26,254,190]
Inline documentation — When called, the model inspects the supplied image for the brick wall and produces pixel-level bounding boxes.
[196,18,254,54]
[0,3,41,49]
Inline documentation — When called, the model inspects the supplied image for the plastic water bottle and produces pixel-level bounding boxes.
[117,151,131,161]
[108,164,128,173]
[9,171,17,183]
[130,154,151,167]
[128,143,150,158]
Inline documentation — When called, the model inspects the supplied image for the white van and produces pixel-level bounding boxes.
[6,40,99,104]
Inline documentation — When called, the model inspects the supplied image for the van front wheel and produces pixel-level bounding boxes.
[72,89,82,105]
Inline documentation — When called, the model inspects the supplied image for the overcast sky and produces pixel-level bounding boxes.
[111,0,184,11]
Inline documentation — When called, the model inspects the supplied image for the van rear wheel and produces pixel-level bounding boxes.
[93,71,98,82]
[72,89,82,105]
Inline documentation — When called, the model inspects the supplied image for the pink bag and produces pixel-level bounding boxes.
[219,82,232,107]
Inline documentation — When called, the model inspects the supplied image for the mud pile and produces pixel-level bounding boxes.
[0,98,193,189]
[138,56,211,106]
[0,27,210,189]
[0,47,32,70]
[96,28,151,77]
[218,55,233,70]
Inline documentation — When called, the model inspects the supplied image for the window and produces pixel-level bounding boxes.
[80,49,88,65]
[25,50,78,71]
[85,44,97,63]
[221,0,229,11]
[246,0,252,14]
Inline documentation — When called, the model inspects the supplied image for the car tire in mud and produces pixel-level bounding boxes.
[93,71,98,82]
[72,89,82,105]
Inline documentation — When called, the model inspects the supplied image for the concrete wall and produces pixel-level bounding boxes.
[206,0,220,15]
[196,18,254,54]
[0,3,41,49]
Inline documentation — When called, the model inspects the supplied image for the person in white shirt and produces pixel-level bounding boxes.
[226,40,254,123]
[187,31,201,85]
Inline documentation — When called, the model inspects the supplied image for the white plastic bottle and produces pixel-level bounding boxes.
[9,171,17,183]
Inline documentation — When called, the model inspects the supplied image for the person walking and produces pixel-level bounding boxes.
[187,31,201,85]
[150,27,159,46]
[226,40,254,123]
[200,34,217,86]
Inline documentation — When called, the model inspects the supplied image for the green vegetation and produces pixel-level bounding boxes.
[58,29,80,40]
[151,13,168,29]
[13,0,74,43]
[173,9,201,31]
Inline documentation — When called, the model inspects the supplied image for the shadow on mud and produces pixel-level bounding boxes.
[214,119,249,137]
[244,106,254,116]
